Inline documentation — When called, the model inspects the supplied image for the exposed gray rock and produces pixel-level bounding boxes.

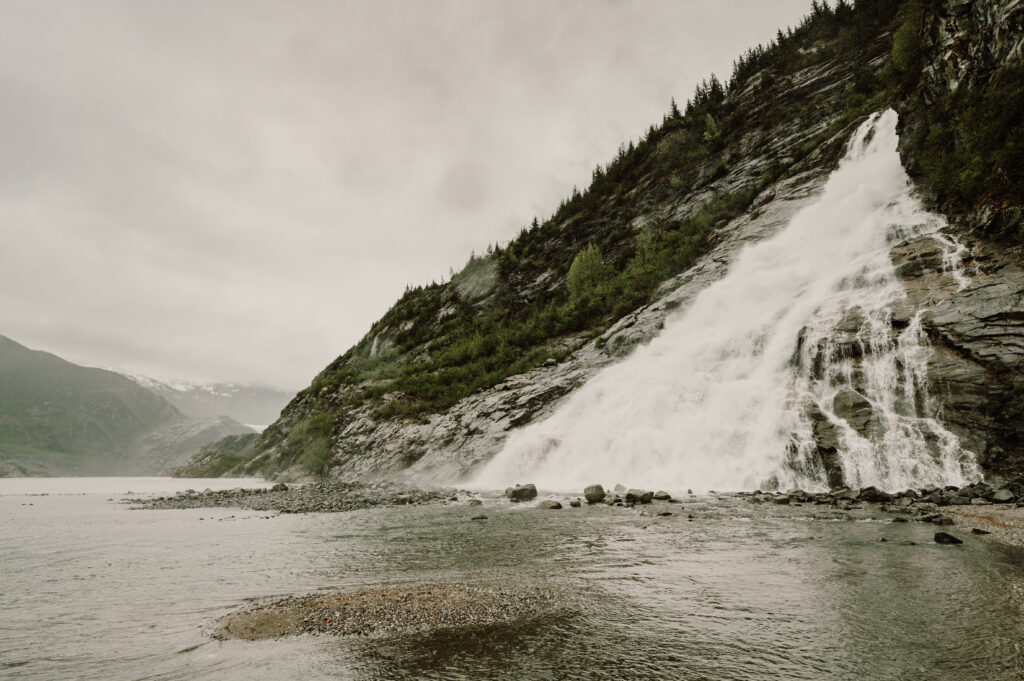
[506,484,538,502]
[993,488,1015,503]
[626,489,654,504]
[536,500,563,510]
[584,484,605,504]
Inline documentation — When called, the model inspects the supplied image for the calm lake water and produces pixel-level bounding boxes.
[2,477,1023,680]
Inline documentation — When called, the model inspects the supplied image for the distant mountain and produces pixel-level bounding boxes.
[113,371,293,427]
[0,336,253,477]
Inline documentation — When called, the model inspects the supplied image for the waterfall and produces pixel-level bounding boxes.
[474,110,981,493]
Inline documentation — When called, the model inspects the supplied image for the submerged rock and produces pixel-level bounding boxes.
[934,532,963,545]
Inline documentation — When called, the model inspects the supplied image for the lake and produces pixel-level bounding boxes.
[2,477,1023,680]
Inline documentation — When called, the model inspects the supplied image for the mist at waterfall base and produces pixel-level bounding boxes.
[476,110,980,494]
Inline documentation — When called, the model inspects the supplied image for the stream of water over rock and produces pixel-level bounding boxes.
[476,110,980,493]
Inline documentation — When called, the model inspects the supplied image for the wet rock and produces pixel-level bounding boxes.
[891,517,909,523]
[653,491,672,501]
[536,500,562,510]
[972,528,991,534]
[626,489,653,504]
[858,486,893,503]
[934,531,963,545]
[833,388,883,441]
[507,484,538,502]
[584,484,605,504]
[468,499,483,506]
[772,495,792,505]
[993,488,1015,503]
[271,483,288,492]
[569,498,582,508]
[934,516,955,526]
[471,515,487,521]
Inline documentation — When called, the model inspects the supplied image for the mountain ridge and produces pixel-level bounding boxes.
[0,335,253,477]
[180,0,1024,487]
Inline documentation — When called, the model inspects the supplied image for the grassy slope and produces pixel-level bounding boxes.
[0,336,182,474]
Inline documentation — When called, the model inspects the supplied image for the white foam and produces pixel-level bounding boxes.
[474,110,980,493]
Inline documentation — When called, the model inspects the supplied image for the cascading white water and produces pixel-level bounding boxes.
[475,110,981,493]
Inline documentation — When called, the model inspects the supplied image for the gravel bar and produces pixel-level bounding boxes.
[214,583,562,640]
[128,481,450,513]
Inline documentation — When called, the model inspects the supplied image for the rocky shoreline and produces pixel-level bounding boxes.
[743,478,1024,547]
[214,582,561,640]
[128,481,451,514]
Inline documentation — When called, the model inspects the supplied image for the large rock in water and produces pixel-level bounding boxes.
[584,484,605,504]
[626,489,654,504]
[506,484,538,502]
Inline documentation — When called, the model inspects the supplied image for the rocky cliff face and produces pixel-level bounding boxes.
[189,0,1024,488]
[890,0,1024,478]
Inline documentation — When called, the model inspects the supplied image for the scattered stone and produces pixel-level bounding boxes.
[933,516,955,526]
[569,498,582,508]
[471,515,487,521]
[658,512,673,517]
[934,532,963,545]
[270,483,288,492]
[507,484,538,502]
[653,491,672,501]
[536,500,562,510]
[584,484,605,504]
[772,495,791,505]
[891,517,909,523]
[468,499,483,506]
[626,489,654,504]
[972,528,991,535]
[993,488,1015,503]
[613,484,627,493]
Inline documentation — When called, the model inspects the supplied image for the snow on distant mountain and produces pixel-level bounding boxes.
[110,370,294,425]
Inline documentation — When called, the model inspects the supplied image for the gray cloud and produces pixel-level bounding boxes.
[0,0,814,388]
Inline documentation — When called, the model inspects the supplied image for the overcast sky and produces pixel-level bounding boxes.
[1,0,814,389]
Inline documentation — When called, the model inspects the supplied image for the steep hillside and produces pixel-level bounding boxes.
[183,0,1023,487]
[0,336,252,476]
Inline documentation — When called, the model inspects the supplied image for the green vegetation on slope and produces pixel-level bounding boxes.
[0,335,182,475]
[290,0,908,428]
[891,0,1024,236]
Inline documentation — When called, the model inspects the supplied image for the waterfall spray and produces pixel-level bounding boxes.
[474,110,980,493]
